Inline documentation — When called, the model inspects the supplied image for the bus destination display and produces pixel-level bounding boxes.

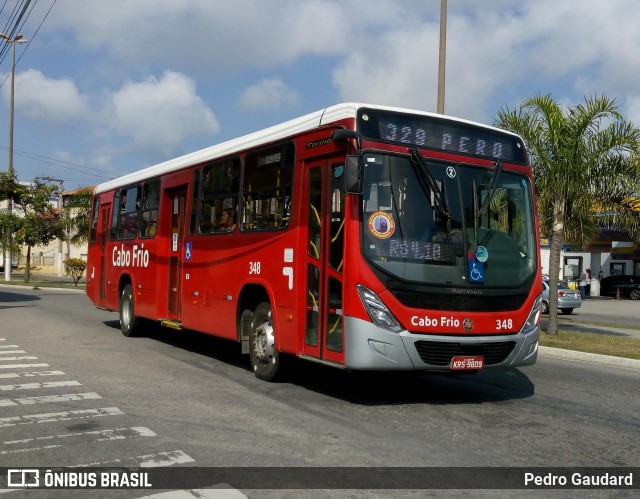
[357,108,527,165]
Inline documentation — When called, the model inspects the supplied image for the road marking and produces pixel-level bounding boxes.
[0,426,157,454]
[0,370,65,379]
[138,489,247,498]
[0,391,102,406]
[0,350,27,355]
[139,449,196,467]
[0,363,49,370]
[73,449,196,468]
[0,407,124,427]
[0,356,39,361]
[0,345,21,349]
[0,380,82,391]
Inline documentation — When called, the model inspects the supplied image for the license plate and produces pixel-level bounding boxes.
[450,356,484,370]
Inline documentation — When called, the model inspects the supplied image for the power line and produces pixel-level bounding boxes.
[0,0,56,88]
[0,0,32,62]
[0,145,113,180]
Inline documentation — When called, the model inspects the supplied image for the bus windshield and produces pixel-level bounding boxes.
[361,152,536,288]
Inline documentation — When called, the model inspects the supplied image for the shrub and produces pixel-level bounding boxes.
[64,258,87,286]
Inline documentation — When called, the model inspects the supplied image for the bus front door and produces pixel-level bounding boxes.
[166,187,187,321]
[302,160,346,366]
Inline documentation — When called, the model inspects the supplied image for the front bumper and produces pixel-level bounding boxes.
[343,316,539,370]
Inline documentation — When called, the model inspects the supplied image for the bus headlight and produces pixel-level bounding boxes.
[356,284,402,332]
[521,294,542,335]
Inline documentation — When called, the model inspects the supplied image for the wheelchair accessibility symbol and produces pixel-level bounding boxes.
[185,241,192,261]
[468,261,484,283]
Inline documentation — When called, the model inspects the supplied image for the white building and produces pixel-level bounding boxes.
[1,187,91,276]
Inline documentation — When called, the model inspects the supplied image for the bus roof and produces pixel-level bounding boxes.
[94,102,521,194]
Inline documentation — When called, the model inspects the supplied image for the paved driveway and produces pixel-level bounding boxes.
[545,297,640,339]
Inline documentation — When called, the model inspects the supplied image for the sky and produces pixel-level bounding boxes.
[1,0,640,190]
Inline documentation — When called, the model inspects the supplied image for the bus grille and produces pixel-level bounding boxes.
[391,290,528,312]
[413,340,516,366]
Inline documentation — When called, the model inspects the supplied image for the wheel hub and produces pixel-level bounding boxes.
[254,320,275,363]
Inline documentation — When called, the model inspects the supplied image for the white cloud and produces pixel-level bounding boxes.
[15,0,640,183]
[237,78,299,112]
[626,97,640,128]
[333,0,640,123]
[44,0,353,74]
[8,69,89,124]
[108,71,220,155]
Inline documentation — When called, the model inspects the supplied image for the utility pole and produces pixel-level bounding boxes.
[437,0,447,114]
[1,33,29,282]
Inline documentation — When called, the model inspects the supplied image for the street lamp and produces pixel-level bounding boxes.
[1,33,29,282]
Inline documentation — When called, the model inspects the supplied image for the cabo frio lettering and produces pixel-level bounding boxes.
[411,315,460,327]
[112,243,150,268]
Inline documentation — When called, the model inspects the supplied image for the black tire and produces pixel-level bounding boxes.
[119,283,140,337]
[560,308,573,315]
[630,289,640,300]
[249,302,281,381]
[541,300,549,314]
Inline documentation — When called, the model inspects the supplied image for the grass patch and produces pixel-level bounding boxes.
[1,276,85,290]
[540,330,640,360]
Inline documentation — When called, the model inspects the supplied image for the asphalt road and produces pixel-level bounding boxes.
[0,286,638,498]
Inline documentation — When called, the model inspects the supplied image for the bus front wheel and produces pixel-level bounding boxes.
[249,302,281,381]
[119,283,140,337]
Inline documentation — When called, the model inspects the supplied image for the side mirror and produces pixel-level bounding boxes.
[332,128,362,150]
[332,129,363,194]
[344,155,362,194]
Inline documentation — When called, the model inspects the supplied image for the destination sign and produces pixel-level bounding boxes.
[357,108,528,165]
[368,239,456,264]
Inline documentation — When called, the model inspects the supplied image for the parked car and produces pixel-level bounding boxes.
[599,275,640,300]
[541,278,582,314]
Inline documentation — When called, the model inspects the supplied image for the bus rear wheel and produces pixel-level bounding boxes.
[249,302,281,381]
[119,283,140,337]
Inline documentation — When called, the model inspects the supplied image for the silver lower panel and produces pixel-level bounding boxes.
[343,316,539,370]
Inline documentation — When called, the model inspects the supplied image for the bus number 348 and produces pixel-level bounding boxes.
[249,262,261,275]
[496,319,513,330]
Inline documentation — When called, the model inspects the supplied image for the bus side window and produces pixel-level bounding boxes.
[89,196,100,242]
[199,158,240,234]
[189,169,200,234]
[140,180,160,238]
[110,191,120,240]
[242,142,294,231]
[117,185,141,240]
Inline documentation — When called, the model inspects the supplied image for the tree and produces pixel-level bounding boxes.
[0,212,21,268]
[60,187,93,258]
[0,171,26,274]
[13,177,65,283]
[495,94,640,334]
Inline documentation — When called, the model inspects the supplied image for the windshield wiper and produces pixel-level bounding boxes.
[472,161,503,249]
[409,148,450,220]
[475,160,504,220]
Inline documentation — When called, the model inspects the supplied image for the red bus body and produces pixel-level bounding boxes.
[86,103,542,380]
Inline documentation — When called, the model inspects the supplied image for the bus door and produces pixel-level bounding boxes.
[166,186,187,320]
[98,203,111,306]
[302,159,346,365]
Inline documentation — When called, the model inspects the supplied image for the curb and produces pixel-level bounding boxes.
[539,346,640,372]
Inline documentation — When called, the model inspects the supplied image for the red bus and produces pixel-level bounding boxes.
[86,103,542,381]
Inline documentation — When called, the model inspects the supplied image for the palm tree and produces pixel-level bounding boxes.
[60,187,93,258]
[495,94,640,334]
